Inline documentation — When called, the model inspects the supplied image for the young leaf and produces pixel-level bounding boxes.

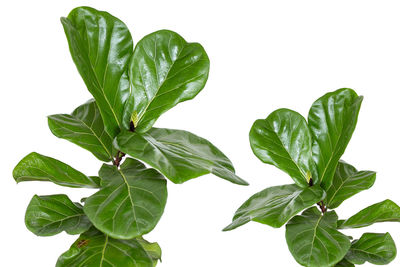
[223,184,325,231]
[137,237,162,266]
[338,199,400,229]
[25,194,91,236]
[61,6,133,137]
[56,227,153,267]
[345,232,397,265]
[249,109,315,187]
[308,88,363,189]
[115,128,248,185]
[83,158,168,240]
[48,99,115,162]
[325,161,376,209]
[124,30,210,133]
[13,152,99,188]
[285,207,351,267]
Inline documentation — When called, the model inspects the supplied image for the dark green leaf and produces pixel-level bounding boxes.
[286,207,351,267]
[335,258,355,267]
[249,109,315,187]
[223,184,325,230]
[338,199,400,229]
[124,30,210,133]
[83,158,167,239]
[13,152,99,188]
[56,227,153,267]
[345,232,396,265]
[25,194,91,236]
[308,88,363,188]
[325,161,375,209]
[115,128,248,185]
[61,6,133,137]
[137,237,162,266]
[48,99,115,162]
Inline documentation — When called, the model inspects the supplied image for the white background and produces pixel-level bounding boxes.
[1,0,400,266]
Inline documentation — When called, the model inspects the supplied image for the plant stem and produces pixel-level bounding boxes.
[113,151,125,167]
[317,201,327,214]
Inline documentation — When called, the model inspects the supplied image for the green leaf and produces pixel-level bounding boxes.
[56,227,153,267]
[137,237,162,266]
[115,128,248,185]
[13,152,99,188]
[335,258,355,267]
[124,30,210,133]
[25,194,91,236]
[249,109,315,187]
[338,199,400,229]
[48,99,115,162]
[286,207,351,267]
[61,6,133,137]
[325,161,376,209]
[223,184,325,231]
[83,158,167,239]
[345,232,397,265]
[308,88,363,189]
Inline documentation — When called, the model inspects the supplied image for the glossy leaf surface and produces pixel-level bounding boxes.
[115,128,247,185]
[345,232,396,265]
[338,200,400,229]
[223,184,325,230]
[125,30,209,133]
[61,6,133,136]
[57,227,153,267]
[25,194,91,236]
[48,99,115,162]
[13,152,99,188]
[286,207,351,267]
[308,88,363,189]
[325,161,375,209]
[249,109,315,187]
[84,158,167,239]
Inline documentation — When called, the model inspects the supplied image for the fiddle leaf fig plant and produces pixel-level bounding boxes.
[13,6,247,266]
[224,88,400,267]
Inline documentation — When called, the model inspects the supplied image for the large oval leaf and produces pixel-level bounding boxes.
[83,158,167,239]
[61,6,133,137]
[13,152,99,188]
[308,88,363,189]
[48,99,115,162]
[115,128,248,185]
[286,207,351,267]
[325,161,375,209]
[25,194,91,236]
[345,232,397,265]
[223,184,325,231]
[338,199,400,229]
[249,109,315,187]
[57,227,153,267]
[124,30,210,133]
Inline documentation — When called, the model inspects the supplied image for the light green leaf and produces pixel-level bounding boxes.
[25,194,91,236]
[115,128,248,185]
[223,184,325,230]
[56,227,153,267]
[13,152,99,188]
[249,109,315,187]
[61,6,133,137]
[137,237,162,266]
[124,30,210,133]
[83,158,167,239]
[308,88,363,189]
[338,199,400,229]
[325,161,375,209]
[286,207,351,267]
[345,232,397,265]
[48,99,115,162]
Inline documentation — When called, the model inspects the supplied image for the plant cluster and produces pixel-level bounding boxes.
[13,6,247,266]
[224,88,400,267]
